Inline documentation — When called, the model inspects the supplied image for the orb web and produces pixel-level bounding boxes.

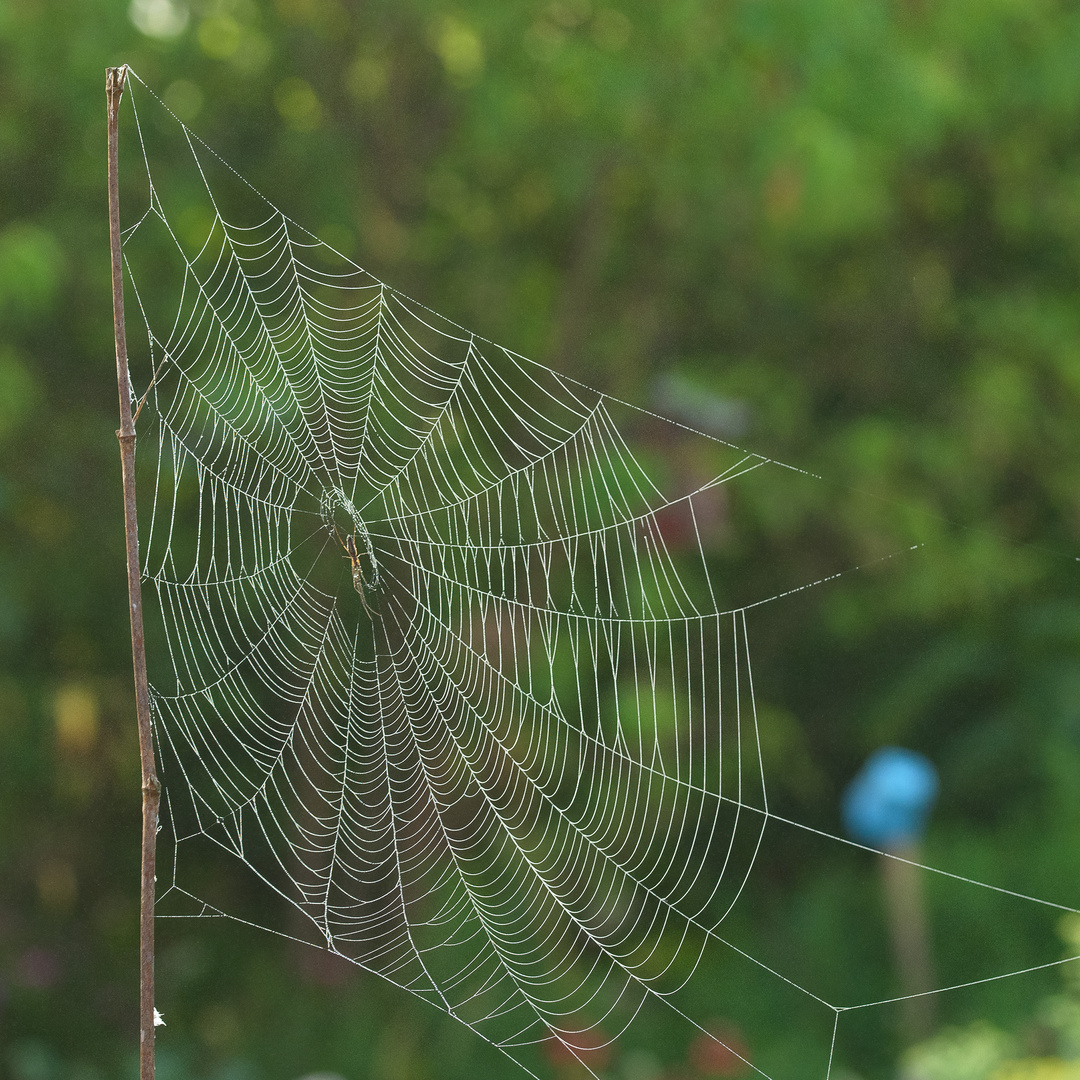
[117,69,1079,1078]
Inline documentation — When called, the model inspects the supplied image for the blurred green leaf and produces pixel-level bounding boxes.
[0,223,62,320]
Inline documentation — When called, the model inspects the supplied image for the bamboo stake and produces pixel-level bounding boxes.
[880,842,936,1042]
[107,64,159,1080]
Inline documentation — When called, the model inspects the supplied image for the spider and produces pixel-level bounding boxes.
[333,525,376,618]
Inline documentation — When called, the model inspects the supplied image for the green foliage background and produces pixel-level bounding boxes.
[3,0,1080,1077]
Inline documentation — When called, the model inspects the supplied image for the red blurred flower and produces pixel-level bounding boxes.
[544,1023,614,1074]
[16,947,61,990]
[688,1019,750,1077]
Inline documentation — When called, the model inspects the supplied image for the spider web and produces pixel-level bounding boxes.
[117,70,1079,1078]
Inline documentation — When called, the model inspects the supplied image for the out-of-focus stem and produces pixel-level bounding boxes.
[881,842,935,1043]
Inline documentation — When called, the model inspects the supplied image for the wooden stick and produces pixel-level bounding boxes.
[880,842,935,1043]
[107,64,160,1080]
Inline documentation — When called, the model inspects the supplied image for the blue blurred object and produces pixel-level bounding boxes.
[842,747,939,848]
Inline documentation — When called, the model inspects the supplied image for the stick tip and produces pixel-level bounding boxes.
[106,65,129,94]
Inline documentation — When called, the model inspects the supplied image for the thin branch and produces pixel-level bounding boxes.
[108,63,160,1080]
[132,352,168,427]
